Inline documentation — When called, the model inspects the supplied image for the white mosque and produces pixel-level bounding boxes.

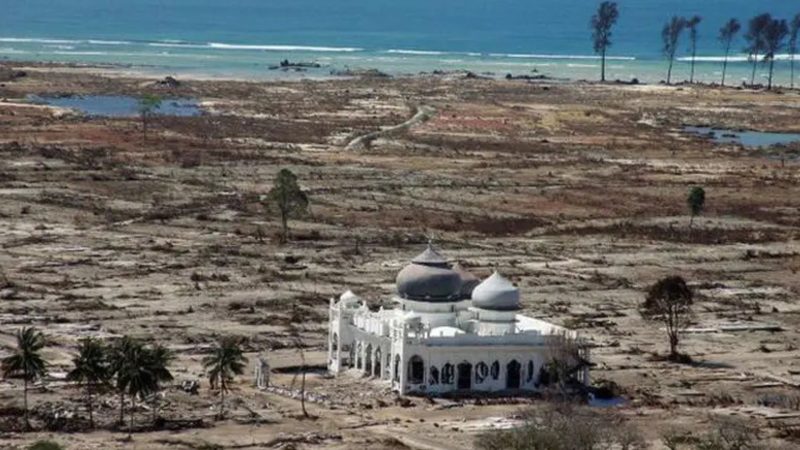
[327,244,589,395]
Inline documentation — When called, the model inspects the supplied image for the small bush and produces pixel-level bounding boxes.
[28,441,64,450]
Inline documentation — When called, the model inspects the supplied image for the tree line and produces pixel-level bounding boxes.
[590,2,800,89]
[1,329,247,433]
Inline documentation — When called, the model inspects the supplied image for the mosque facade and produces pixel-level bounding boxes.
[327,244,589,395]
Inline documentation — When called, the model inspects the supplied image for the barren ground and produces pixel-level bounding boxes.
[1,63,800,449]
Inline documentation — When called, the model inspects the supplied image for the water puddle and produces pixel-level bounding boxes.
[27,94,201,118]
[683,126,800,149]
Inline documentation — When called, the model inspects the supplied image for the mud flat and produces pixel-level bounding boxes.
[0,62,799,449]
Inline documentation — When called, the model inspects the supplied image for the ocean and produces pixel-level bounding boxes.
[1,0,798,84]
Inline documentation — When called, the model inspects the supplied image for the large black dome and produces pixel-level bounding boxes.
[396,244,462,302]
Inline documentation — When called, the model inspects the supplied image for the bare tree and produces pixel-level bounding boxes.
[590,1,620,82]
[663,16,687,85]
[137,94,162,142]
[640,276,694,361]
[762,18,789,90]
[476,402,645,450]
[686,16,702,83]
[745,14,772,86]
[289,304,310,418]
[719,19,742,86]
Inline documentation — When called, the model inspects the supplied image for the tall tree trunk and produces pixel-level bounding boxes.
[792,52,796,89]
[129,396,135,439]
[689,213,695,230]
[690,46,696,83]
[601,48,606,82]
[721,45,730,86]
[768,58,775,90]
[87,383,94,429]
[750,51,759,86]
[219,383,225,419]
[280,210,288,244]
[300,351,308,418]
[23,377,29,431]
[118,389,125,426]
[667,58,674,85]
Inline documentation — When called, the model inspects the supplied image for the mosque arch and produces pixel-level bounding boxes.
[408,355,425,384]
[527,360,535,383]
[457,361,472,390]
[475,362,489,384]
[374,347,382,377]
[442,363,454,384]
[429,366,440,385]
[506,360,521,389]
[490,361,500,380]
[364,344,373,373]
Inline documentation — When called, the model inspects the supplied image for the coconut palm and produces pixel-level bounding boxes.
[762,18,789,90]
[686,16,703,83]
[66,337,109,428]
[120,343,158,436]
[719,19,742,86]
[1,327,48,430]
[203,337,248,419]
[662,16,687,84]
[745,14,772,86]
[145,343,174,422]
[108,336,136,427]
[790,14,800,89]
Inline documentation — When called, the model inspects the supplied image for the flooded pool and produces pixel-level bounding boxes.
[28,94,201,118]
[684,126,800,149]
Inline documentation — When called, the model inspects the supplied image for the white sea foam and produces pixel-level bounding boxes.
[0,37,79,45]
[386,49,445,56]
[208,42,362,52]
[678,54,797,62]
[489,53,635,61]
[87,40,133,46]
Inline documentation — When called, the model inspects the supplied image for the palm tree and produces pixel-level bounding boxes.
[1,327,48,430]
[686,16,702,83]
[120,343,159,436]
[790,14,800,89]
[108,336,136,427]
[203,337,248,419]
[719,19,742,86]
[145,344,174,422]
[745,14,772,86]
[662,16,687,85]
[762,18,789,90]
[66,337,109,429]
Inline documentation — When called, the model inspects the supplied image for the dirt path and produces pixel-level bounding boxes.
[345,104,435,150]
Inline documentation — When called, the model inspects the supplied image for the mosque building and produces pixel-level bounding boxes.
[327,244,589,395]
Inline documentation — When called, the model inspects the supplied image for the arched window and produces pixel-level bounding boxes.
[475,362,489,384]
[332,333,338,353]
[408,355,425,384]
[527,360,535,382]
[364,344,373,373]
[429,366,440,385]
[393,354,401,382]
[490,361,500,380]
[506,360,521,389]
[374,348,382,377]
[356,342,363,369]
[442,363,454,384]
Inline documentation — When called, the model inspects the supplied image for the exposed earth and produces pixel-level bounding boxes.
[1,62,800,449]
